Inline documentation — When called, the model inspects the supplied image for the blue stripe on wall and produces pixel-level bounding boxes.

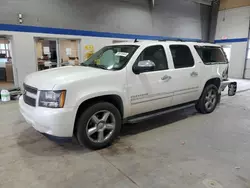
[215,38,248,43]
[1,24,247,44]
[0,23,201,42]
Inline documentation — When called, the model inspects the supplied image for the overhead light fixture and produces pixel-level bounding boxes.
[18,13,23,24]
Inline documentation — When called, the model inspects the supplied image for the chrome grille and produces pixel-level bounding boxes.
[23,94,36,107]
[23,83,37,94]
[23,84,37,107]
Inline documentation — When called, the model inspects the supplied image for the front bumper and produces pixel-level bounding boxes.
[219,80,237,96]
[19,95,75,137]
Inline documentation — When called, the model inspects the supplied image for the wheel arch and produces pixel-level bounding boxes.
[198,77,221,99]
[73,94,124,134]
[204,77,221,89]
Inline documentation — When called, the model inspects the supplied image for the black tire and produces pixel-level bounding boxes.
[76,102,121,150]
[217,93,221,104]
[195,84,219,114]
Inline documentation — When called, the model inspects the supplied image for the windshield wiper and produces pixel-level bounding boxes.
[87,63,107,70]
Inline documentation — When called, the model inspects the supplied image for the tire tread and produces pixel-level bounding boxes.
[196,84,218,114]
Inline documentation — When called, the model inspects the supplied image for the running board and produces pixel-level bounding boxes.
[126,103,195,124]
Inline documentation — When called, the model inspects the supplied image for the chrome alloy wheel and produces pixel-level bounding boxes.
[205,89,217,111]
[86,110,116,143]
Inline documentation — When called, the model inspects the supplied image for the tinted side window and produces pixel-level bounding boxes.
[170,45,194,69]
[195,46,227,64]
[136,45,168,71]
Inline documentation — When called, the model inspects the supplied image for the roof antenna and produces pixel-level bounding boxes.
[134,39,138,43]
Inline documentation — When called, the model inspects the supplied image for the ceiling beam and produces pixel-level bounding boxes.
[220,0,250,10]
[148,0,154,10]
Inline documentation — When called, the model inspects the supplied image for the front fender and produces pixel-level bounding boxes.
[72,88,129,119]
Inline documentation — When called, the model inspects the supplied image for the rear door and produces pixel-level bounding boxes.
[166,44,201,106]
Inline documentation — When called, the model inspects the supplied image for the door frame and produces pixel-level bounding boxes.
[0,35,16,87]
[34,37,82,70]
[34,37,59,71]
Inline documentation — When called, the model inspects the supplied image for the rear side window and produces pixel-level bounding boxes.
[170,45,194,69]
[195,46,227,64]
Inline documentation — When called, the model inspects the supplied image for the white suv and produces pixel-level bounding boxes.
[19,41,237,149]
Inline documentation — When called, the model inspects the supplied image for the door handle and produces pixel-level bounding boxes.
[161,75,172,81]
[190,71,198,77]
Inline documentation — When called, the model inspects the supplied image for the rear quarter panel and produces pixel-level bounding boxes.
[191,44,228,94]
[199,63,228,94]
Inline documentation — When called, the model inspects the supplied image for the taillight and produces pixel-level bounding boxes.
[222,66,229,80]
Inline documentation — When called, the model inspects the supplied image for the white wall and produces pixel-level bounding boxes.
[216,6,250,39]
[215,6,250,79]
[0,30,132,87]
[229,42,248,78]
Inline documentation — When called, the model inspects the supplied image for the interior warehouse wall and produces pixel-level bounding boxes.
[215,6,250,79]
[0,0,212,87]
[0,31,127,88]
[0,0,211,40]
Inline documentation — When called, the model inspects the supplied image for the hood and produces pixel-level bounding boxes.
[24,66,108,90]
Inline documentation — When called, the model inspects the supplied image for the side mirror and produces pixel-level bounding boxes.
[133,60,155,74]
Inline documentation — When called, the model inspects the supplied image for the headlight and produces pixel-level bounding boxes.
[39,90,66,108]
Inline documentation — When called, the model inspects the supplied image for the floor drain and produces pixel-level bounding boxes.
[202,179,223,188]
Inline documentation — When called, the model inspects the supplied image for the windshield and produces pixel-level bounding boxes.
[81,45,139,70]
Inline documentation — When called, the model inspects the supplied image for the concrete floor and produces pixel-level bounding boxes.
[1,89,250,187]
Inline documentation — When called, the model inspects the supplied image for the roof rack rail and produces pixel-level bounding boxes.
[158,39,184,42]
[176,39,184,42]
[195,40,212,43]
[158,39,213,43]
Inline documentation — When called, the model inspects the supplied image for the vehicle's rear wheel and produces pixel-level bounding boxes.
[195,84,219,114]
[76,102,121,149]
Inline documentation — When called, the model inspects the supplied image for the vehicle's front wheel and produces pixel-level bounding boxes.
[76,102,121,149]
[195,84,219,114]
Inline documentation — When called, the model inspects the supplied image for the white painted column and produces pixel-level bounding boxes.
[229,42,248,78]
[12,33,37,87]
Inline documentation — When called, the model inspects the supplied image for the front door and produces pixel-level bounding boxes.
[127,45,174,116]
